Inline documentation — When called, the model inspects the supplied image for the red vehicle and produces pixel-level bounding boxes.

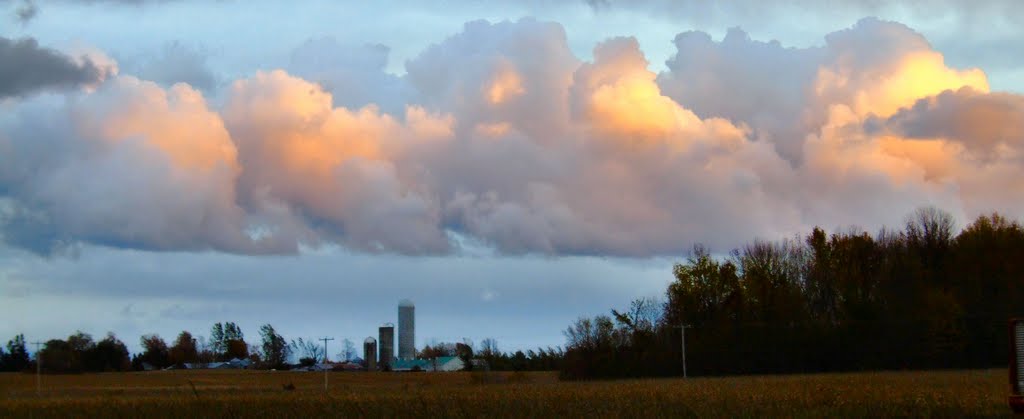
[1012,319,1024,413]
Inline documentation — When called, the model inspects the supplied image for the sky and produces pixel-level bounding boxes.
[1,0,1023,356]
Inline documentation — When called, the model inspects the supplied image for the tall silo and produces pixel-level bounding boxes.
[363,337,377,371]
[398,299,415,359]
[378,323,394,371]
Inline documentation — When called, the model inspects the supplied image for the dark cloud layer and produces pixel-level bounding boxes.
[0,244,670,353]
[0,37,107,98]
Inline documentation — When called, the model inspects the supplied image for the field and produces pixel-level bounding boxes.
[0,369,1012,417]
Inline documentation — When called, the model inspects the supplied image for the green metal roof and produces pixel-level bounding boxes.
[391,357,460,370]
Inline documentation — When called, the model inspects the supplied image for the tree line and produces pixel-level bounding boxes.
[0,324,566,373]
[417,338,565,371]
[560,207,1024,379]
[1,322,307,373]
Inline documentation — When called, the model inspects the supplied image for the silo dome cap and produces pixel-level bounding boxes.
[399,299,414,307]
[364,337,376,344]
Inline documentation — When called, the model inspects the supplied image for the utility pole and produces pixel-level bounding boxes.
[320,337,334,391]
[31,341,43,396]
[674,325,691,378]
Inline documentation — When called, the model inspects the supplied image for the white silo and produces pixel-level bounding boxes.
[398,299,415,359]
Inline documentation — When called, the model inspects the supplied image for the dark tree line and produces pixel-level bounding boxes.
[561,208,1024,379]
[0,322,292,373]
[35,332,131,373]
[2,323,566,373]
[478,347,565,371]
[417,338,565,371]
[0,334,31,372]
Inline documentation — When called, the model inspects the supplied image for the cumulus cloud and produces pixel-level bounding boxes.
[0,37,114,99]
[0,77,285,254]
[223,70,452,254]
[657,18,990,163]
[1,17,1022,257]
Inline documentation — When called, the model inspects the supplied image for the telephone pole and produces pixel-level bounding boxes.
[31,341,43,396]
[674,325,691,378]
[320,337,334,391]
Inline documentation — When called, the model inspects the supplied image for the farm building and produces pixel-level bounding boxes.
[428,356,465,372]
[390,357,464,372]
[167,358,252,370]
[390,358,428,372]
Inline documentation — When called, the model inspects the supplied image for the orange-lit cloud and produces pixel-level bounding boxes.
[222,70,453,254]
[78,78,237,171]
[1,17,1022,257]
[815,50,989,120]
[487,64,525,105]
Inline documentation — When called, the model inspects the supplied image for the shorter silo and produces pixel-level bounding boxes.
[363,337,377,371]
[378,323,395,371]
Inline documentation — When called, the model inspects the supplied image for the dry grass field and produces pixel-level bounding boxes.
[0,369,1012,417]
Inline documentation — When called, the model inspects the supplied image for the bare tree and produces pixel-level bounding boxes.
[290,338,322,364]
[479,338,499,357]
[338,338,357,362]
[612,297,662,334]
[906,207,956,244]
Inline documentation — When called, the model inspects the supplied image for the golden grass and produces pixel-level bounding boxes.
[0,369,1012,418]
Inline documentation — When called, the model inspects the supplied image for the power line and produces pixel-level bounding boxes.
[674,325,691,378]
[31,341,43,396]
[320,337,334,391]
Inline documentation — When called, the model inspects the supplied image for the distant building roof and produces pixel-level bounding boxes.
[391,358,430,371]
[391,357,464,372]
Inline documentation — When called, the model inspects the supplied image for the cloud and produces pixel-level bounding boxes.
[581,0,1024,23]
[129,41,218,92]
[0,243,672,353]
[3,0,181,22]
[14,0,36,23]
[0,37,113,99]
[874,87,1024,156]
[0,77,287,254]
[657,18,989,163]
[287,38,410,114]
[1,17,1023,257]
[222,70,453,254]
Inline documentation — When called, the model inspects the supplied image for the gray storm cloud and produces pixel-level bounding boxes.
[14,0,36,23]
[0,36,112,98]
[1,17,1022,257]
[3,0,178,22]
